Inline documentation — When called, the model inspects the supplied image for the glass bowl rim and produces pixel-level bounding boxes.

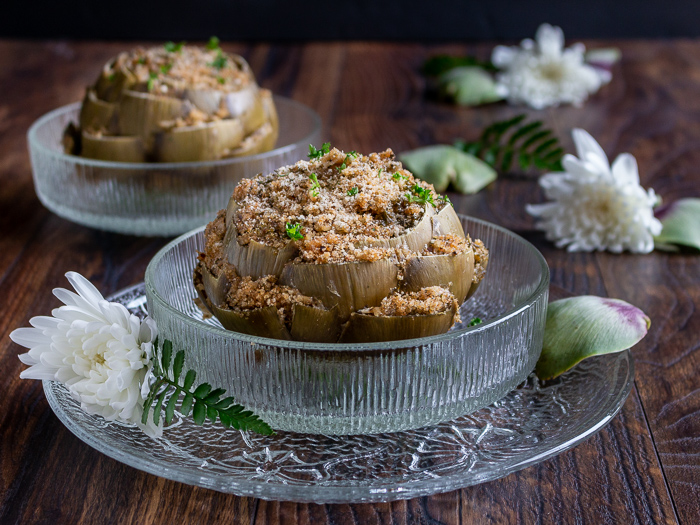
[26,96,322,171]
[145,214,550,352]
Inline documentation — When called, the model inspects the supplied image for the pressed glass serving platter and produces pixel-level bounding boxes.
[145,216,550,435]
[27,96,321,236]
[43,280,634,503]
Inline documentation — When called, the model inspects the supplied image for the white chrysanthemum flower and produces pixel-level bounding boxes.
[526,129,662,253]
[11,272,162,437]
[492,23,610,109]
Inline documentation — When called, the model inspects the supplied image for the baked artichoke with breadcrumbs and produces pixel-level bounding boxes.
[194,146,488,343]
[64,38,278,162]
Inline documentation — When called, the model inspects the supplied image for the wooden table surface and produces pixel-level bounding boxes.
[1,39,698,524]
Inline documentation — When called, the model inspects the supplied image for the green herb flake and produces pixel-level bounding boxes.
[468,317,483,327]
[347,187,359,196]
[393,172,408,181]
[107,73,116,82]
[309,173,321,197]
[217,76,226,84]
[147,71,159,91]
[164,41,185,53]
[285,222,304,241]
[206,36,221,51]
[336,151,358,172]
[209,51,227,70]
[308,142,331,159]
[137,57,146,65]
[406,184,436,207]
[377,168,384,177]
[160,63,173,75]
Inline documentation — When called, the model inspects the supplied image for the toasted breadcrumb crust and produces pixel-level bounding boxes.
[360,286,460,322]
[232,148,441,261]
[471,237,489,285]
[116,45,253,96]
[423,234,469,256]
[223,275,321,326]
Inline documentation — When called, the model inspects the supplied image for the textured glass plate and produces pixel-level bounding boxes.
[27,97,321,236]
[42,283,633,504]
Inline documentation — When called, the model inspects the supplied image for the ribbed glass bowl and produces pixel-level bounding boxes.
[145,215,549,435]
[27,97,321,236]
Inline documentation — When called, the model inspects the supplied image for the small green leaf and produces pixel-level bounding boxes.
[533,138,558,156]
[518,152,531,170]
[214,396,236,409]
[536,296,650,380]
[165,391,179,424]
[508,120,542,145]
[206,36,220,50]
[399,145,496,194]
[181,393,194,416]
[183,369,196,391]
[161,340,173,371]
[204,388,227,403]
[141,378,163,425]
[522,130,551,149]
[173,350,185,384]
[152,388,169,426]
[438,66,503,107]
[192,401,206,425]
[207,406,219,422]
[654,198,700,251]
[193,383,212,398]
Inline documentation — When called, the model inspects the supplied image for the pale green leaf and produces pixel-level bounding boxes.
[438,66,504,106]
[536,296,650,380]
[654,198,700,251]
[399,145,497,194]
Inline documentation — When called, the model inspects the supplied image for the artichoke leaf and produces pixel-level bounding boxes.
[118,90,187,140]
[290,304,342,343]
[225,122,277,158]
[362,204,435,252]
[438,66,504,107]
[184,89,223,115]
[654,198,700,251]
[155,119,245,162]
[195,263,232,307]
[536,296,650,380]
[399,145,496,194]
[281,260,399,322]
[79,89,117,133]
[94,57,138,102]
[403,249,474,304]
[80,131,146,162]
[339,306,457,344]
[210,304,292,340]
[432,204,466,238]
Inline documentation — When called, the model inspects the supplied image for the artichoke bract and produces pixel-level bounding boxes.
[64,39,279,162]
[194,147,489,343]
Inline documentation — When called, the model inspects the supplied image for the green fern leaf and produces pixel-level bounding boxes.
[192,400,206,425]
[161,340,173,371]
[181,393,194,416]
[182,369,196,391]
[165,390,179,425]
[172,350,185,384]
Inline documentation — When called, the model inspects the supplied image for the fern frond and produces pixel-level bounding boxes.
[456,115,564,174]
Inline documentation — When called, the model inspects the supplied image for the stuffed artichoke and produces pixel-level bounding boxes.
[64,38,278,162]
[194,146,488,343]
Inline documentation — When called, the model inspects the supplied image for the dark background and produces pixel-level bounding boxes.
[4,0,700,40]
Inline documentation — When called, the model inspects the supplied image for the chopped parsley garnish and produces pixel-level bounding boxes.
[377,168,384,177]
[347,187,359,196]
[206,36,221,51]
[468,317,483,326]
[285,222,304,241]
[440,195,453,207]
[160,63,173,74]
[308,142,330,159]
[217,76,226,84]
[393,172,408,181]
[164,41,185,53]
[309,173,321,197]
[336,151,358,171]
[137,57,146,64]
[210,51,227,70]
[107,73,116,82]
[405,184,436,207]
[147,71,158,91]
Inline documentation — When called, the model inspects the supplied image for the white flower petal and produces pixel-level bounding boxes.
[572,129,609,168]
[611,153,640,186]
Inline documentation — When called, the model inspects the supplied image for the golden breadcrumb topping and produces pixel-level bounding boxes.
[231,148,442,262]
[423,234,469,256]
[360,286,459,319]
[223,275,321,325]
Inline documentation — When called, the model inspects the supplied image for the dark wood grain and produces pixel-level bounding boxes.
[1,39,698,524]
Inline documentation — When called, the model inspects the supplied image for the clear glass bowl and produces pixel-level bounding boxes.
[27,97,321,236]
[145,215,550,435]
